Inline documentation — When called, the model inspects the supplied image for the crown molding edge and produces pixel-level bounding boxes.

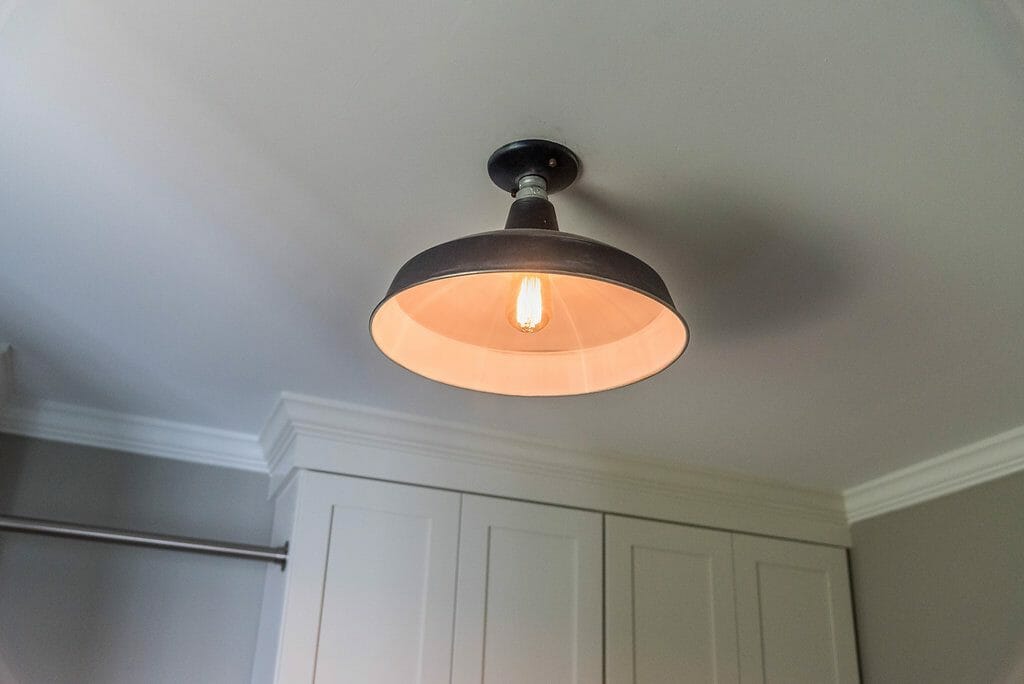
[8,392,1022,537]
[844,423,1024,523]
[0,399,265,472]
[262,392,850,545]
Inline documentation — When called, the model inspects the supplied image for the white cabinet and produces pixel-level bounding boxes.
[734,535,860,684]
[605,518,860,684]
[255,472,460,684]
[605,516,739,684]
[313,480,461,683]
[451,496,603,684]
[254,473,858,684]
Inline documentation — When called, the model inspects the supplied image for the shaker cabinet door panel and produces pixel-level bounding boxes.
[733,535,860,684]
[451,495,603,684]
[605,516,739,684]
[309,477,461,684]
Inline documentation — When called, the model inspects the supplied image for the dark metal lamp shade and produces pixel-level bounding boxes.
[369,140,689,396]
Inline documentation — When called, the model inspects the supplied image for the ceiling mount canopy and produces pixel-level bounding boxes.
[370,139,689,396]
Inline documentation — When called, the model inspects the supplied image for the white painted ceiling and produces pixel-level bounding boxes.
[3,1,1024,488]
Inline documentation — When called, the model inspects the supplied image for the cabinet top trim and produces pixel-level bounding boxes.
[262,392,850,546]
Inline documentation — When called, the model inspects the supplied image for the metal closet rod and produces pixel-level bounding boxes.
[0,514,288,568]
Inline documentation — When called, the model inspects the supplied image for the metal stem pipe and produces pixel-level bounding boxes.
[0,514,288,568]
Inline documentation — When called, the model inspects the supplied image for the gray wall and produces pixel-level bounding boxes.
[851,471,1024,683]
[0,434,274,684]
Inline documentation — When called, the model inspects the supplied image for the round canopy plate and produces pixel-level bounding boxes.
[487,139,580,195]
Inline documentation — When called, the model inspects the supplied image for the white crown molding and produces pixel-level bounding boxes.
[844,423,1024,523]
[261,392,850,546]
[5,389,1023,536]
[0,399,265,472]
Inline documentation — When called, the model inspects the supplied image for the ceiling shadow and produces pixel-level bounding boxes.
[569,183,856,343]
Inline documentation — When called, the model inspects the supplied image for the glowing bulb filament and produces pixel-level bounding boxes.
[516,276,544,332]
[511,275,550,333]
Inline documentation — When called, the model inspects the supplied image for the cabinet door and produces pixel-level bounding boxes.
[605,516,739,684]
[733,535,860,684]
[270,473,461,684]
[451,496,602,684]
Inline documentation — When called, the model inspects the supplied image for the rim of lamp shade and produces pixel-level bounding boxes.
[369,228,690,396]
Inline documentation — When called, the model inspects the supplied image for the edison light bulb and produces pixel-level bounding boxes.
[508,274,551,333]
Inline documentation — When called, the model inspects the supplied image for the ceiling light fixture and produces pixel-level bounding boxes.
[370,139,689,396]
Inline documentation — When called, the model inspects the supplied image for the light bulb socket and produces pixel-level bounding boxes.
[513,175,548,199]
[504,196,559,231]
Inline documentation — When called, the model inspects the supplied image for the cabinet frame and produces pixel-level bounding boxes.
[254,472,859,684]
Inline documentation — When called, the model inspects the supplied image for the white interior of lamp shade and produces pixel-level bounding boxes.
[370,272,688,395]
